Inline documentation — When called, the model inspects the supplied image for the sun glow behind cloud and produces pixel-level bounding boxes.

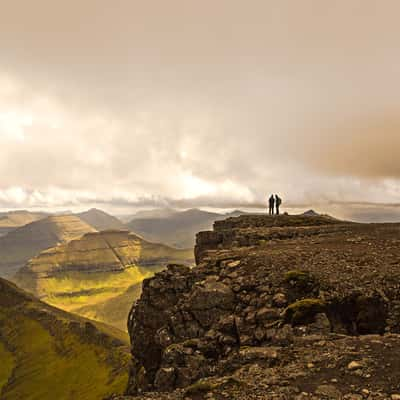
[0,111,32,141]
[1,1,400,221]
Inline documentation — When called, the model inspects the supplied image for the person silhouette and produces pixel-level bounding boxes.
[268,194,275,215]
[275,194,282,215]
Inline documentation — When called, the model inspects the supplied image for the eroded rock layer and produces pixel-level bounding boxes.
[122,214,400,400]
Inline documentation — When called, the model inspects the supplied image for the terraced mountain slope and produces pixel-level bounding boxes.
[118,214,400,400]
[0,215,96,279]
[77,208,125,231]
[15,230,194,331]
[0,277,129,400]
[0,210,48,237]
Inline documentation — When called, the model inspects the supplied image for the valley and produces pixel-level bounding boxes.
[15,229,193,331]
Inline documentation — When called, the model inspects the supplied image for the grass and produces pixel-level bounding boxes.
[43,266,151,308]
[0,342,15,394]
[0,306,129,400]
[75,281,144,332]
[39,265,160,331]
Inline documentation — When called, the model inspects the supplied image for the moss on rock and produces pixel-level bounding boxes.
[184,379,217,395]
[284,270,315,287]
[284,298,326,325]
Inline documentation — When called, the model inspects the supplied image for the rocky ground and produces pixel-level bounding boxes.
[114,214,400,399]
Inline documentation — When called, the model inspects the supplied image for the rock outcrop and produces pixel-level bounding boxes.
[121,214,400,399]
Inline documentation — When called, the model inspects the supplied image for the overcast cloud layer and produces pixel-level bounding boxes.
[1,0,400,220]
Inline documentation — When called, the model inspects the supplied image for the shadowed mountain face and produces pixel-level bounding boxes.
[15,230,194,331]
[125,208,247,248]
[0,210,48,237]
[124,208,178,221]
[0,277,129,400]
[76,208,125,231]
[0,215,96,279]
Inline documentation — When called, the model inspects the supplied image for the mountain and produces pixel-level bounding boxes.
[301,209,320,217]
[225,209,249,218]
[76,208,125,231]
[121,214,400,399]
[0,210,48,236]
[301,209,338,221]
[0,215,96,279]
[126,208,177,221]
[125,208,247,248]
[15,230,194,331]
[0,277,129,400]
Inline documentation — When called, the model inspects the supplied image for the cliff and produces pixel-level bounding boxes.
[121,214,400,399]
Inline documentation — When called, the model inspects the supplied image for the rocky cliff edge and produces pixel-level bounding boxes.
[120,214,400,400]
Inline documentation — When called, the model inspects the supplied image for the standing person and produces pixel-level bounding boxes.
[275,194,282,215]
[268,194,275,215]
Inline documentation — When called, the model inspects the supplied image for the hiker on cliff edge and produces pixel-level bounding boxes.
[268,194,275,215]
[275,194,282,215]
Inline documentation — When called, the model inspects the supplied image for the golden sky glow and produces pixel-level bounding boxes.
[1,1,400,220]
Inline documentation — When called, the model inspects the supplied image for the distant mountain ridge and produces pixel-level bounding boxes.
[0,210,48,236]
[125,208,248,248]
[76,208,125,231]
[0,208,126,237]
[125,207,177,221]
[0,215,95,279]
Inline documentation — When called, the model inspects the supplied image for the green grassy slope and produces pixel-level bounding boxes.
[0,278,129,400]
[0,342,14,393]
[15,230,194,331]
[75,281,144,332]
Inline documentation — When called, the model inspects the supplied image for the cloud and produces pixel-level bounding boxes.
[1,1,400,219]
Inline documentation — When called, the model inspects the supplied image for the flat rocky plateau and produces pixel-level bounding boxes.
[113,215,400,400]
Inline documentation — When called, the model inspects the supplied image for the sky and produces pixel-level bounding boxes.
[1,0,400,221]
